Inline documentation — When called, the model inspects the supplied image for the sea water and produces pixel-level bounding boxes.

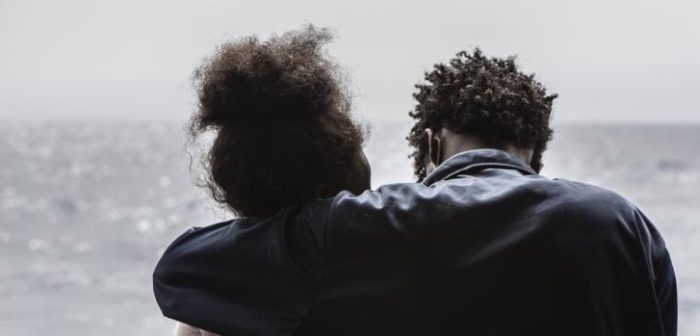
[1,120,699,335]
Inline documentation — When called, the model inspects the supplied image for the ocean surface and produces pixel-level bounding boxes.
[1,120,699,335]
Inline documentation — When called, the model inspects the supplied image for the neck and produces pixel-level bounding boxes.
[439,129,533,166]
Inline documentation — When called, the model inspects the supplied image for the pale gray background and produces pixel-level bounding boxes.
[1,0,698,124]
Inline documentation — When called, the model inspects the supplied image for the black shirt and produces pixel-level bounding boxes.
[153,149,677,335]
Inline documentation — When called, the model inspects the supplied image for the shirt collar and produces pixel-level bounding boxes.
[422,148,537,186]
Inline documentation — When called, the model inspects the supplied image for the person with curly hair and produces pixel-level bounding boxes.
[407,48,556,180]
[154,38,676,335]
[153,25,370,335]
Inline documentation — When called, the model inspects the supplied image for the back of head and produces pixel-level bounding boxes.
[407,49,557,180]
[189,25,366,217]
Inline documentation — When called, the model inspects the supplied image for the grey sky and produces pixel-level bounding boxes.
[1,0,698,123]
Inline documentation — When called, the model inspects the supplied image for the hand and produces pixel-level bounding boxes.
[174,322,220,336]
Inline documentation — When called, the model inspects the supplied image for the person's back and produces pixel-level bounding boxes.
[294,149,675,335]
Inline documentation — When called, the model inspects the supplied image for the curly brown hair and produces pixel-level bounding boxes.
[407,48,557,180]
[188,25,366,216]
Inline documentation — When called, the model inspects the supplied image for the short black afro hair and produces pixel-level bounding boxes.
[407,48,557,180]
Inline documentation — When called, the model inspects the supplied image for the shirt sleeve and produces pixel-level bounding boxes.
[152,200,333,336]
[655,247,677,336]
[633,208,678,336]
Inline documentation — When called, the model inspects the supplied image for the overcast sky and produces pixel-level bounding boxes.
[1,0,698,123]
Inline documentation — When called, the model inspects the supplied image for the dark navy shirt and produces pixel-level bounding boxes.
[153,149,677,336]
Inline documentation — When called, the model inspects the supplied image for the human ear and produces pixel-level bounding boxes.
[423,129,441,175]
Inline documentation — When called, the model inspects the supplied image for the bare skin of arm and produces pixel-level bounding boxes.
[174,322,220,336]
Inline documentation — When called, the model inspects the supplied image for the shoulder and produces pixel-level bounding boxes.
[163,218,239,253]
[170,220,233,245]
[325,177,633,225]
[329,181,455,214]
[542,178,638,217]
[153,211,325,333]
[328,182,440,221]
[153,214,283,285]
[152,219,235,284]
[544,178,670,249]
[320,182,455,247]
[154,207,315,276]
[553,178,672,275]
